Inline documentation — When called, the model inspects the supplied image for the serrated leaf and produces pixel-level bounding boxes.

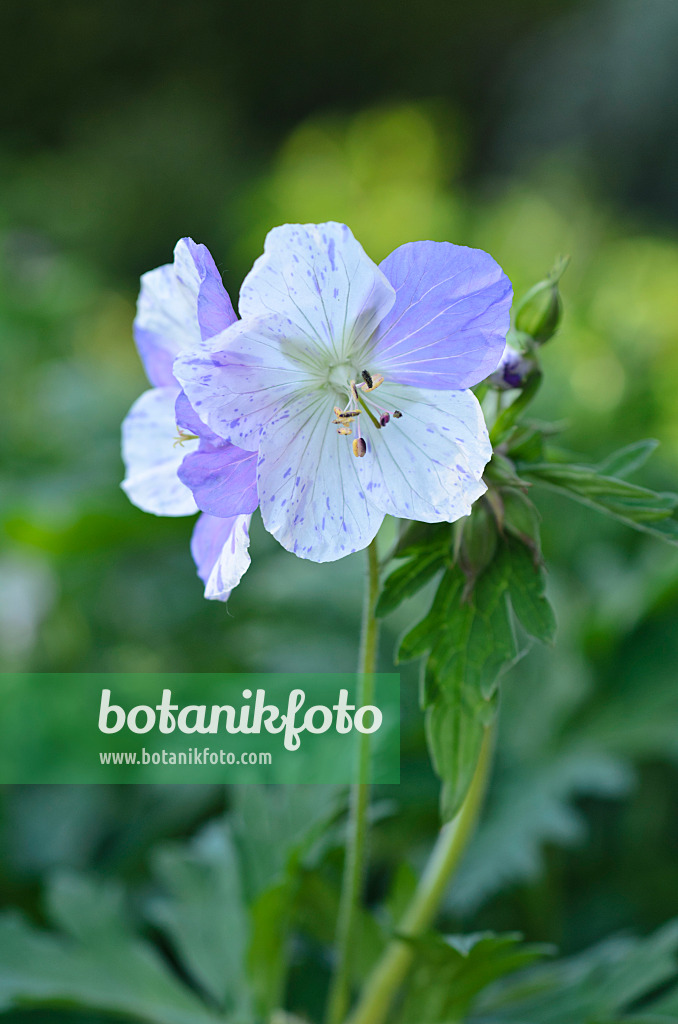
[426,691,496,822]
[400,540,555,819]
[148,821,251,1014]
[397,931,550,1024]
[505,541,556,643]
[0,909,222,1024]
[471,920,678,1024]
[448,750,633,915]
[376,544,449,617]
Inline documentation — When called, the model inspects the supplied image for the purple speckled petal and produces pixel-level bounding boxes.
[353,384,491,522]
[372,242,512,390]
[121,386,198,516]
[239,222,395,362]
[178,442,259,518]
[256,392,384,562]
[191,512,251,601]
[173,315,312,451]
[134,238,236,388]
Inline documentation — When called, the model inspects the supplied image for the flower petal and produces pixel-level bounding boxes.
[173,315,312,451]
[239,222,395,363]
[178,442,259,518]
[134,238,236,387]
[191,513,252,601]
[373,241,512,389]
[121,387,198,516]
[256,392,384,562]
[354,384,491,522]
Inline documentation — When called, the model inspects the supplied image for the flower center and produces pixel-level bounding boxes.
[331,369,403,458]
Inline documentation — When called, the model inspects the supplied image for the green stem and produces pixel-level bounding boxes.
[347,726,495,1024]
[325,537,381,1024]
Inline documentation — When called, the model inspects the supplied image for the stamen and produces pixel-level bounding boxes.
[354,390,382,430]
[352,437,367,458]
[359,370,384,392]
[380,412,390,427]
[337,426,353,436]
[393,410,403,419]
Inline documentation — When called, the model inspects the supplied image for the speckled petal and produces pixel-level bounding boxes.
[256,392,384,562]
[134,238,236,387]
[354,384,491,522]
[239,222,395,363]
[121,387,198,516]
[191,513,252,602]
[173,315,313,451]
[373,241,511,389]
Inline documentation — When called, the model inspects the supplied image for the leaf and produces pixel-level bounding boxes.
[230,785,344,900]
[504,541,556,644]
[400,539,555,819]
[376,542,449,617]
[471,920,678,1024]
[521,462,678,545]
[448,751,633,915]
[490,371,543,446]
[148,821,251,1015]
[229,786,345,1016]
[595,439,660,479]
[0,896,222,1024]
[397,931,550,1024]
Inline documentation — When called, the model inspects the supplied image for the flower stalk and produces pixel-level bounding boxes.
[346,725,494,1024]
[325,536,381,1024]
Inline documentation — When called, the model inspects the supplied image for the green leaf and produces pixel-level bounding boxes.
[230,786,344,1017]
[0,898,223,1024]
[448,750,632,915]
[397,931,550,1024]
[504,541,556,644]
[471,920,678,1024]
[376,542,449,617]
[490,370,543,446]
[521,461,678,544]
[400,539,555,819]
[148,821,251,1015]
[595,439,660,479]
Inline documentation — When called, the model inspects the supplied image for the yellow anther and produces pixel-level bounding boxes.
[352,437,367,458]
[337,426,353,436]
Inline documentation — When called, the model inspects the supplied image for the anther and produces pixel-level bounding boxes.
[352,437,367,458]
[380,412,390,427]
[361,369,373,389]
[337,426,353,436]
[393,409,402,419]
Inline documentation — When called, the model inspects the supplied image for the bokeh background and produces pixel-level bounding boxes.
[2,0,678,1003]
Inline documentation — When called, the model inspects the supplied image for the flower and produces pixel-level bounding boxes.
[120,238,257,600]
[174,222,512,563]
[486,342,538,391]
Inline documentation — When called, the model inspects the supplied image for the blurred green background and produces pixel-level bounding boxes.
[2,0,678,1007]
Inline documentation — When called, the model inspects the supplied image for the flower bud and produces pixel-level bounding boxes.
[514,255,569,345]
[487,344,538,391]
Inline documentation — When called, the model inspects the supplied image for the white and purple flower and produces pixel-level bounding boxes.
[121,238,255,601]
[174,223,512,564]
[122,223,512,599]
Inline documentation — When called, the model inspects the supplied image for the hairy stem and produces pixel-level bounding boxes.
[347,726,495,1024]
[325,537,381,1024]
